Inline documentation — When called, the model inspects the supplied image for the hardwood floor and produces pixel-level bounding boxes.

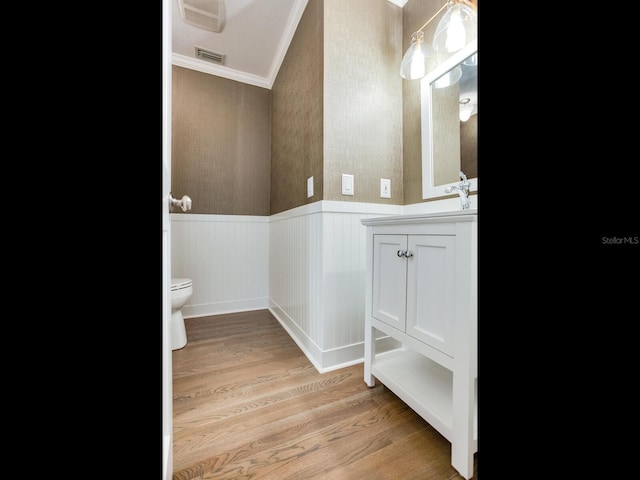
[172,309,477,480]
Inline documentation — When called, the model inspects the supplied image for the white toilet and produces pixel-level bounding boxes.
[171,278,193,350]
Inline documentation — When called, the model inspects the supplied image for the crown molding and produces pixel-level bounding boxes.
[267,0,309,89]
[172,53,271,89]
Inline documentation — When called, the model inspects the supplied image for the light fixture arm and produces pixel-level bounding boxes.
[414,0,477,34]
[415,2,450,34]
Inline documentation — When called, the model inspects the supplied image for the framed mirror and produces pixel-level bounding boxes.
[421,39,477,200]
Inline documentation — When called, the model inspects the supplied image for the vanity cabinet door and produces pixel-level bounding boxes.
[405,235,456,357]
[372,234,407,332]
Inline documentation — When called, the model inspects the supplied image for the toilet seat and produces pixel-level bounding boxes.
[171,278,192,291]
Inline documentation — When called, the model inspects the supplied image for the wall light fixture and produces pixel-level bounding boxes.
[459,98,474,122]
[399,0,477,81]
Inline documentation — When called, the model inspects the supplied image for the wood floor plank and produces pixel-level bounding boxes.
[172,369,374,468]
[172,310,477,479]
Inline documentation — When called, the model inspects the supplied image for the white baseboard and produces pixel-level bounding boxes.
[183,297,269,318]
[269,300,401,374]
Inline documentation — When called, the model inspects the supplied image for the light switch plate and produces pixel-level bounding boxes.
[307,176,314,197]
[380,178,391,198]
[342,174,354,195]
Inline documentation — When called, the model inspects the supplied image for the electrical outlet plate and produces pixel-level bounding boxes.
[342,174,354,195]
[381,178,391,198]
[307,176,314,198]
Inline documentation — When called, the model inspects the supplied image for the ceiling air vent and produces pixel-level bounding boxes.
[178,0,226,33]
[194,46,225,64]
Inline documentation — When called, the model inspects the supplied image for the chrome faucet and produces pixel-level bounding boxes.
[445,171,471,209]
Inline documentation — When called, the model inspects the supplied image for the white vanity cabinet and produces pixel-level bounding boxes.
[362,210,477,480]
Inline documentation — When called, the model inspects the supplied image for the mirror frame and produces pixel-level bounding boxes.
[420,39,478,200]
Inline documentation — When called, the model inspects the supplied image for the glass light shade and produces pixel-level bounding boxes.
[459,102,474,122]
[400,31,437,80]
[433,1,477,55]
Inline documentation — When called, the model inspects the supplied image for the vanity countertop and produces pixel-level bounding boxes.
[361,209,477,226]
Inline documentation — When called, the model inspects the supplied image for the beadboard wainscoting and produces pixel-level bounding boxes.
[170,196,475,373]
[171,214,270,316]
[268,201,404,373]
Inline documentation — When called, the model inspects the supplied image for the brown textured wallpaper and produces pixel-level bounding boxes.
[460,114,477,179]
[271,0,403,213]
[270,0,324,215]
[171,66,271,215]
[432,83,460,186]
[323,0,403,204]
[402,0,443,205]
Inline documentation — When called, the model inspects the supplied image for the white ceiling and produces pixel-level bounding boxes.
[172,0,307,89]
[171,0,407,89]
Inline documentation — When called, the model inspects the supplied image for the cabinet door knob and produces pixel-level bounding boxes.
[405,251,413,258]
[397,250,405,257]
